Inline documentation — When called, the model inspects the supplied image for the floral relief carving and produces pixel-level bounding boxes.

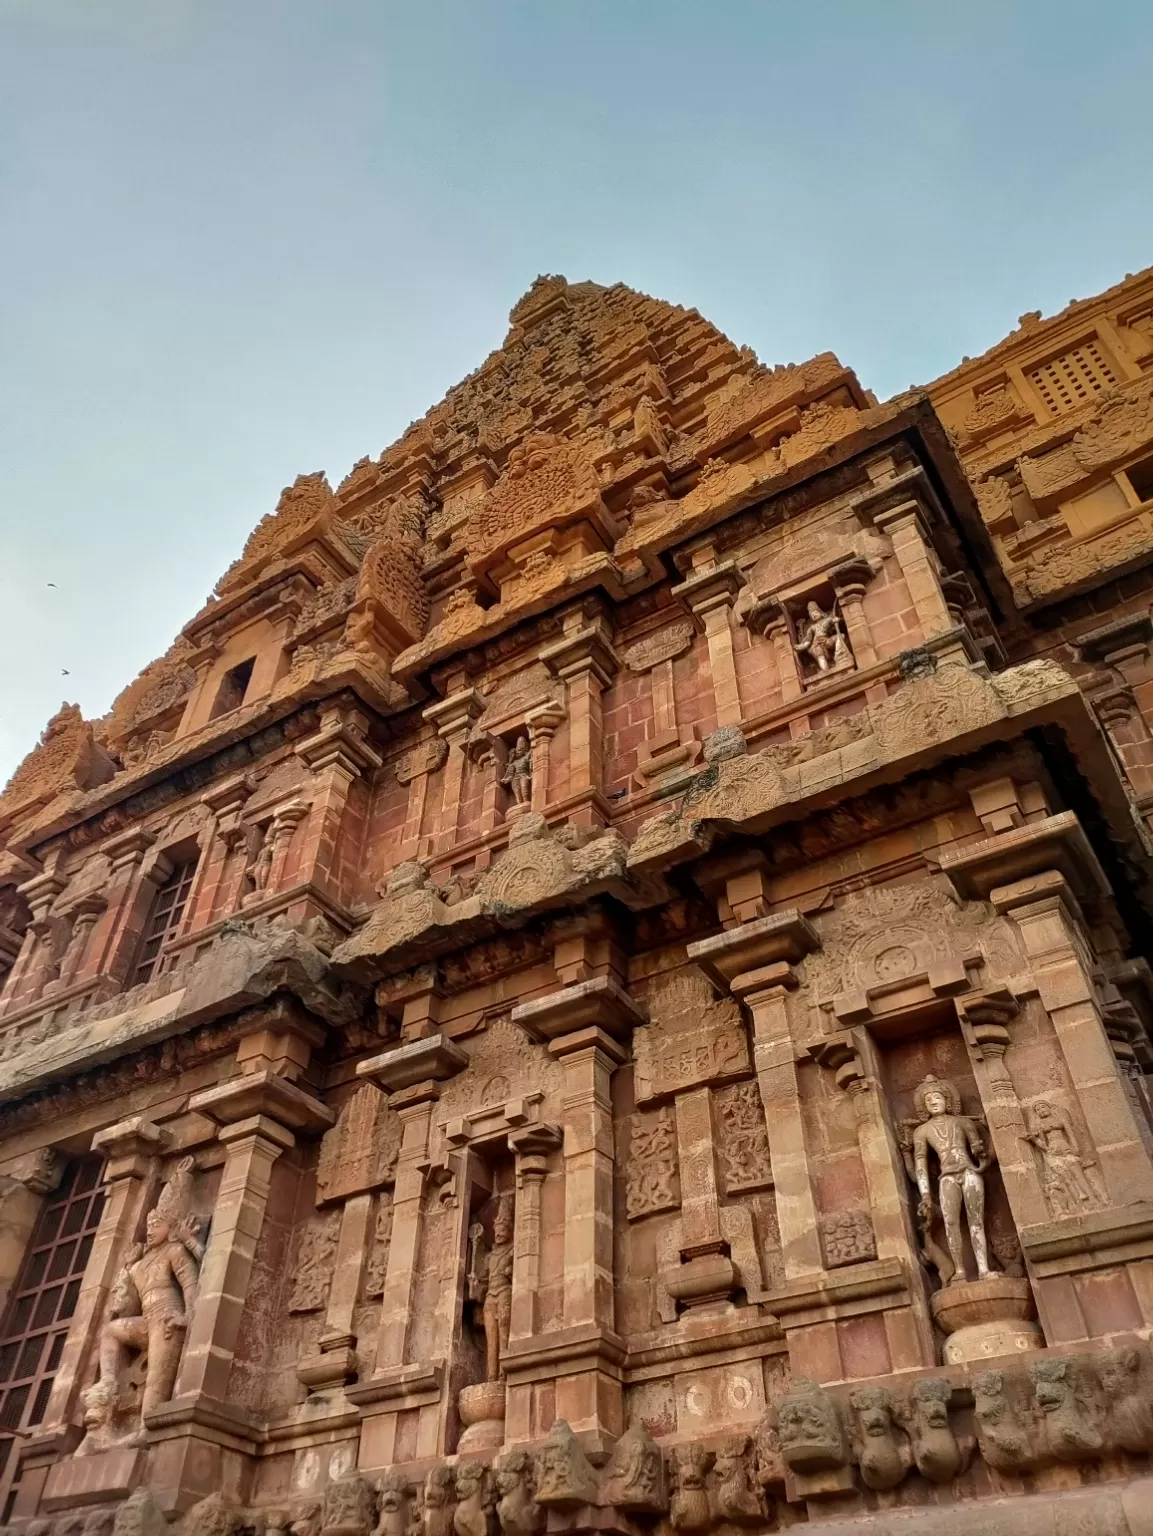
[288,1212,341,1313]
[634,968,750,1104]
[714,1080,773,1194]
[625,1106,679,1220]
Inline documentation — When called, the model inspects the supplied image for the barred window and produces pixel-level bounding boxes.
[1028,340,1119,415]
[132,859,197,986]
[0,1158,104,1511]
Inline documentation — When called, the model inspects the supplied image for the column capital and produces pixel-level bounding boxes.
[671,559,746,617]
[512,975,647,1045]
[940,811,1110,914]
[688,908,820,992]
[189,1068,334,1136]
[0,1147,64,1196]
[99,826,159,873]
[423,688,485,744]
[294,712,383,777]
[357,1033,468,1094]
[540,622,619,688]
[91,1116,168,1182]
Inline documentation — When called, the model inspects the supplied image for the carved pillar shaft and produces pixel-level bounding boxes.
[834,587,876,668]
[874,505,952,641]
[324,1192,373,1342]
[672,1087,724,1252]
[42,1121,161,1437]
[674,564,746,729]
[295,709,382,900]
[507,1126,561,1343]
[373,1091,435,1371]
[999,877,1153,1207]
[765,615,804,705]
[424,690,484,852]
[650,658,677,735]
[4,873,67,1008]
[173,1113,294,1405]
[542,623,618,825]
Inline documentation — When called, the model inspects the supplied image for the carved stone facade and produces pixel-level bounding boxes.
[1,270,1153,1535]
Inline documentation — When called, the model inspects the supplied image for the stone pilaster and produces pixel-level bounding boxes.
[424,689,484,851]
[541,620,618,824]
[672,561,746,727]
[294,703,382,901]
[871,501,952,640]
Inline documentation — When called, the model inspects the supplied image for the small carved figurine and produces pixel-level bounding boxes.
[1022,1102,1101,1217]
[709,1435,765,1524]
[535,1419,598,1508]
[850,1388,910,1491]
[500,737,533,806]
[467,1195,514,1382]
[973,1370,1035,1474]
[421,1468,456,1536]
[322,1476,378,1536]
[375,1474,413,1536]
[1030,1356,1104,1462]
[494,1451,543,1536]
[453,1463,495,1536]
[906,1378,962,1484]
[1098,1344,1153,1455]
[775,1378,850,1475]
[603,1420,668,1513]
[669,1445,713,1532]
[794,599,851,675]
[910,1075,996,1285]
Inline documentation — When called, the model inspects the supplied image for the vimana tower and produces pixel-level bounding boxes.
[3,269,1153,1536]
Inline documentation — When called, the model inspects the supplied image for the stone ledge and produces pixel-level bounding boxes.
[1020,1201,1153,1276]
[503,1323,627,1384]
[344,1359,443,1408]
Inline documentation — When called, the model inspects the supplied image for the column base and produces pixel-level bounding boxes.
[931,1275,1042,1364]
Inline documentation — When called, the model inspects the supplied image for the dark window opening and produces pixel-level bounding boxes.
[1126,456,1153,506]
[0,1158,104,1516]
[132,858,197,986]
[210,657,256,719]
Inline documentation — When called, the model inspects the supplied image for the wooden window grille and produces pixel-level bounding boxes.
[1028,340,1119,415]
[132,858,197,986]
[0,1158,104,1511]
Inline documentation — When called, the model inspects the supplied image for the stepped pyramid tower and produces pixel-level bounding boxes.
[2,268,1153,1533]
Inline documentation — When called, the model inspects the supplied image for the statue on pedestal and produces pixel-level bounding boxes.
[469,1194,514,1383]
[908,1075,995,1285]
[79,1156,203,1451]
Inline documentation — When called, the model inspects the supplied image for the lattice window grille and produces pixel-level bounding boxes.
[132,859,197,986]
[1028,340,1119,415]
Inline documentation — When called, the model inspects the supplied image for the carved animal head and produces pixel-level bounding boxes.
[81,1377,118,1428]
[913,1378,952,1429]
[851,1388,894,1438]
[378,1473,411,1512]
[673,1444,713,1489]
[1097,1347,1141,1399]
[973,1371,1009,1421]
[713,1435,751,1480]
[1031,1358,1073,1413]
[495,1451,534,1497]
[423,1467,455,1507]
[454,1463,489,1502]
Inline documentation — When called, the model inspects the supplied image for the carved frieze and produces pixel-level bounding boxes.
[714,1080,773,1194]
[634,969,750,1105]
[316,1083,401,1205]
[395,737,448,785]
[288,1213,341,1313]
[621,621,695,672]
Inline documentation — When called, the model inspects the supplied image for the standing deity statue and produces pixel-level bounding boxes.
[793,600,851,675]
[80,1156,202,1448]
[910,1075,995,1285]
[467,1195,514,1383]
[500,737,533,807]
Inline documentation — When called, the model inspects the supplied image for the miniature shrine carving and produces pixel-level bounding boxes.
[500,737,533,807]
[793,598,852,677]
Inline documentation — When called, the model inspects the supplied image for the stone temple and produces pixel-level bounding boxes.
[2,268,1153,1536]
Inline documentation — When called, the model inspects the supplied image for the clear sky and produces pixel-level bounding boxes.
[2,0,1152,783]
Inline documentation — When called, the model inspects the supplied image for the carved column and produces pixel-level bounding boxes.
[294,704,382,900]
[829,558,878,668]
[541,620,619,825]
[38,1121,161,1457]
[672,562,747,727]
[872,502,952,640]
[88,828,159,977]
[348,1035,467,1467]
[745,597,803,706]
[397,737,448,858]
[55,894,107,990]
[511,978,645,1454]
[424,689,484,851]
[3,871,67,1008]
[192,775,254,923]
[690,914,822,1279]
[507,1124,563,1344]
[526,703,566,814]
[0,1150,62,1334]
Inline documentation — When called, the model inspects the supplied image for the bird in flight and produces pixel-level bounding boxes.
[61,668,70,675]
[47,582,57,588]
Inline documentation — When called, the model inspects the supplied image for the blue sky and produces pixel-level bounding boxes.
[2,0,1152,781]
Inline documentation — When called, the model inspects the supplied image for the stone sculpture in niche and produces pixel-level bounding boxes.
[1022,1101,1102,1216]
[625,1106,679,1219]
[500,737,533,807]
[793,598,852,676]
[907,1075,995,1285]
[80,1157,203,1451]
[468,1193,514,1384]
